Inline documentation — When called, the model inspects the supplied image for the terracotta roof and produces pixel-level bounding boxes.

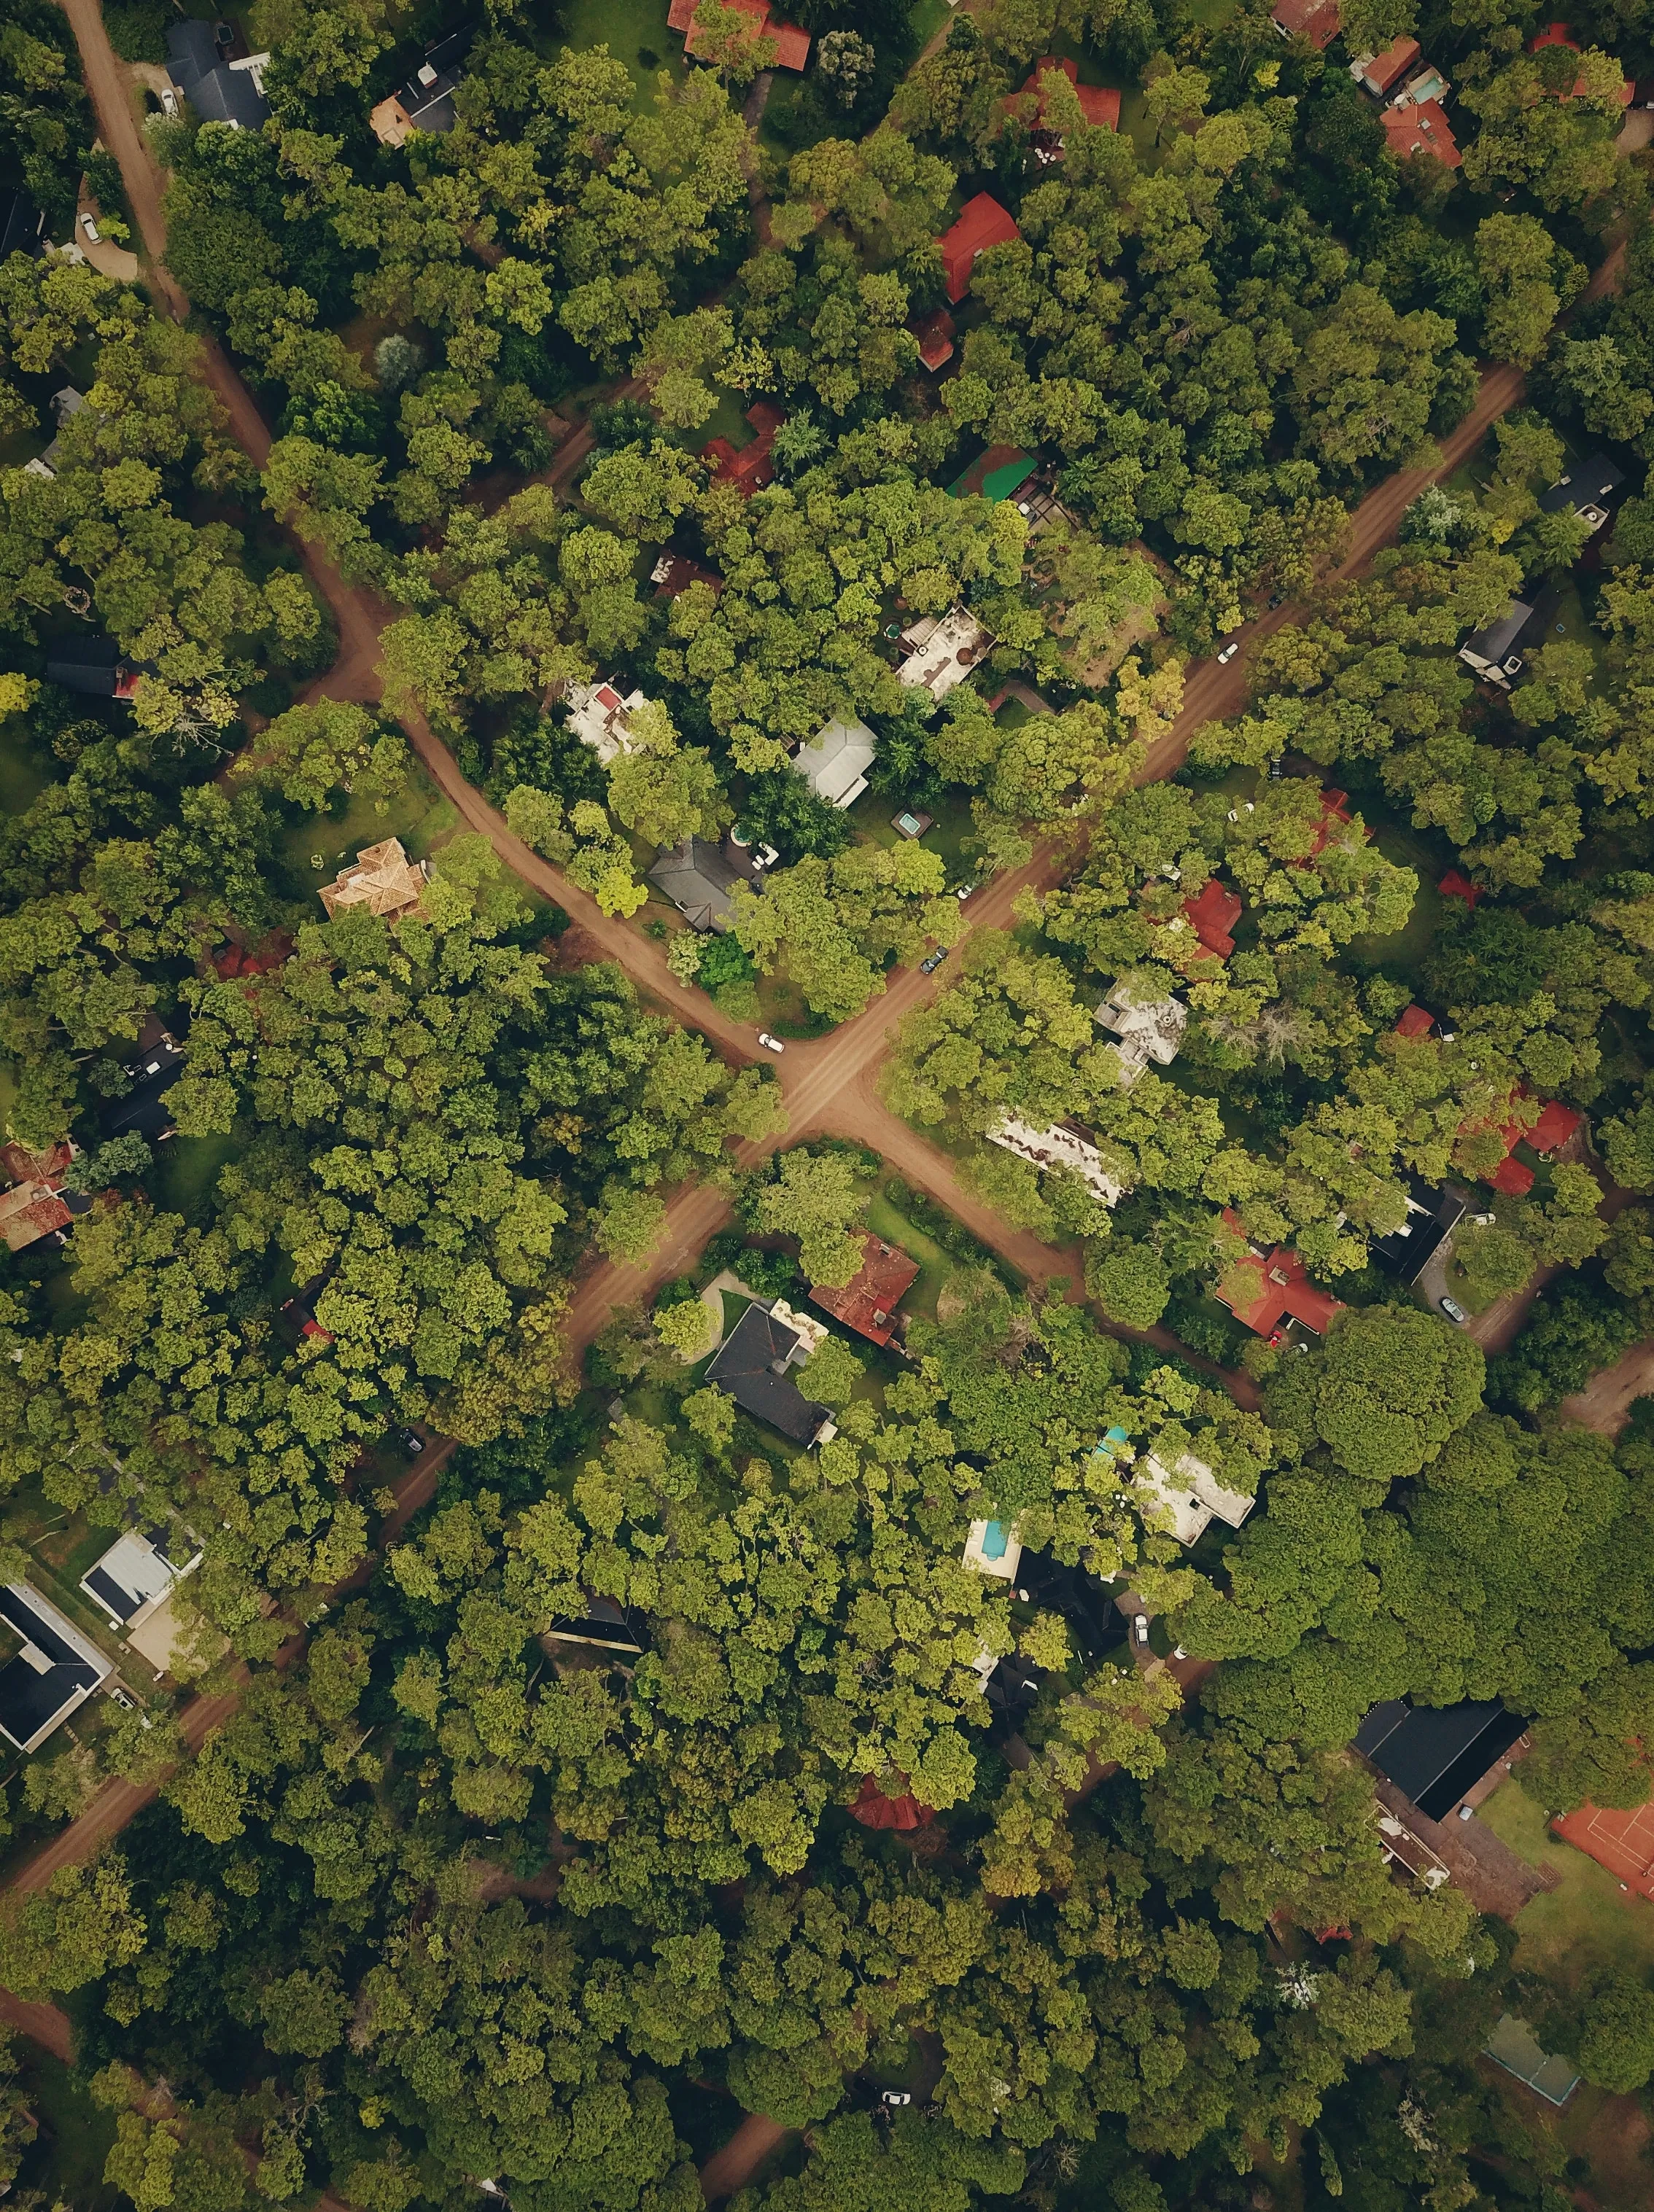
[1529,23,1633,98]
[769,19,811,69]
[1272,0,1340,45]
[1394,1005,1435,1040]
[1383,97,1461,166]
[1527,1099,1583,1153]
[1182,878,1243,957]
[319,838,429,922]
[1360,35,1421,90]
[701,399,785,497]
[1439,870,1484,908]
[0,1182,71,1253]
[1009,56,1122,134]
[1304,787,1361,859]
[850,1772,935,1831]
[1218,1240,1344,1338]
[1488,1156,1535,1197]
[909,306,955,371]
[808,1233,920,1346]
[672,0,809,68]
[936,192,1021,305]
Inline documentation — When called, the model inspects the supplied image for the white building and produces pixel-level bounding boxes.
[896,607,993,711]
[987,1116,1129,1207]
[1133,1449,1255,1548]
[1095,982,1187,1089]
[80,1527,202,1632]
[792,716,877,809]
[564,681,651,766]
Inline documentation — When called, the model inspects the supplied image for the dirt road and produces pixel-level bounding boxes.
[699,2111,794,2203]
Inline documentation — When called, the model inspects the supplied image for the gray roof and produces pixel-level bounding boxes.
[705,1304,831,1445]
[1460,599,1533,666]
[168,21,270,127]
[1538,453,1626,515]
[648,835,742,932]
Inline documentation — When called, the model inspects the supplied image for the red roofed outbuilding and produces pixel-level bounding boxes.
[1488,1157,1536,1197]
[1527,1099,1583,1153]
[1182,879,1243,958]
[1394,1005,1436,1040]
[850,1773,935,1831]
[702,400,785,496]
[1439,870,1485,908]
[909,306,955,371]
[937,192,1021,305]
[1272,0,1341,47]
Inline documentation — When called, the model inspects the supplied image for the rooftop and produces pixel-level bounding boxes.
[1370,1173,1467,1285]
[668,0,812,69]
[791,715,877,809]
[565,680,651,765]
[1180,878,1243,958]
[648,834,743,932]
[704,1300,836,1445]
[1095,981,1187,1088]
[1134,1447,1256,1547]
[1271,0,1341,44]
[1381,96,1461,165]
[0,1582,112,1754]
[1216,1216,1343,1339]
[702,400,785,496]
[0,1138,81,1253]
[807,1233,920,1346]
[319,838,428,922]
[80,1526,200,1630]
[1354,1697,1527,1822]
[167,18,271,128]
[1354,35,1421,91]
[936,192,1021,304]
[896,607,993,709]
[987,1116,1129,1207]
[909,306,955,371]
[947,444,1038,503]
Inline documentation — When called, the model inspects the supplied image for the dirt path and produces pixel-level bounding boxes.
[1561,1336,1654,1437]
[699,2111,794,2203]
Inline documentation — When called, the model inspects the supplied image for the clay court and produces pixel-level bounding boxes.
[1553,1800,1654,1899]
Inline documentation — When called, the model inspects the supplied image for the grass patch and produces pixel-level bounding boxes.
[1342,818,1448,977]
[1478,1776,1654,1991]
[864,1185,958,1323]
[270,760,459,908]
[846,786,977,887]
[152,1131,241,1225]
[18,2049,118,2210]
[547,0,686,104]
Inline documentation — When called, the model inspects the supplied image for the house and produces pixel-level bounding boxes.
[167,19,271,129]
[850,1772,934,1830]
[0,1139,88,1254]
[1134,1447,1256,1547]
[909,307,955,372]
[947,445,1039,503]
[23,384,90,479]
[963,1519,1022,1578]
[1095,981,1187,1088]
[543,1593,649,1656]
[101,1031,188,1145]
[648,835,744,932]
[987,1117,1130,1207]
[1438,868,1485,908]
[1300,787,1365,860]
[0,1583,113,1754]
[1271,0,1340,47]
[1529,21,1634,103]
[702,400,785,496]
[1009,1544,1119,1659]
[704,1299,837,1446]
[1393,1004,1438,1040]
[1006,56,1121,161]
[667,0,811,70]
[936,192,1021,304]
[1375,1807,1451,1890]
[564,680,651,765]
[319,838,429,922]
[1371,1173,1467,1285]
[650,553,721,599]
[1459,1091,1583,1196]
[44,634,139,700]
[896,607,993,709]
[0,190,45,261]
[808,1232,919,1347]
[1539,453,1625,532]
[1180,878,1243,958]
[1354,1697,1526,1821]
[1459,599,1534,685]
[1382,98,1461,166]
[80,1526,202,1634]
[791,716,877,809]
[369,28,474,143]
[1216,1215,1343,1340]
[1351,36,1421,93]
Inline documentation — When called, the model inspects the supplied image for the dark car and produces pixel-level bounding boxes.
[920,948,949,975]
[393,1427,425,1460]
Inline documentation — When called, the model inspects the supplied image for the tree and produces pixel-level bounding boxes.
[816,31,877,109]
[745,1149,867,1285]
[1576,1974,1654,2093]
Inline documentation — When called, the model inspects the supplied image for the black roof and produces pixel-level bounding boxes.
[1539,454,1626,515]
[84,1564,141,1623]
[705,1304,831,1445]
[1012,1547,1119,1660]
[45,635,122,696]
[648,836,742,932]
[544,1594,649,1654]
[167,20,270,127]
[1354,1697,1527,1821]
[0,1585,107,1753]
[1371,1175,1467,1285]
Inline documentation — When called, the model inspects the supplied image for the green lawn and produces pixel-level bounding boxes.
[846,787,977,887]
[547,0,686,104]
[1478,1776,1654,1991]
[864,1185,958,1324]
[152,1131,241,1225]
[18,2049,118,2211]
[271,760,459,908]
[1341,818,1449,977]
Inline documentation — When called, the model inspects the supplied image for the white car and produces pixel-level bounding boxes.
[881,2091,912,2108]
[159,85,179,114]
[1216,640,1240,664]
[1440,1296,1469,1325]
[1133,1613,1149,1646]
[756,1032,785,1054]
[79,213,101,244]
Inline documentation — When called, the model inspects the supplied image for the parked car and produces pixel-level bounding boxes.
[394,1426,424,1460]
[158,85,178,114]
[955,882,977,903]
[109,1685,136,1712]
[1133,1613,1149,1646]
[920,948,949,975]
[1216,640,1240,664]
[880,2092,912,2108]
[79,213,100,243]
[1267,590,1289,609]
[756,1031,785,1054]
[1440,1296,1469,1325]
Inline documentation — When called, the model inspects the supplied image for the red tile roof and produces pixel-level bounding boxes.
[1217,1239,1345,1339]
[936,192,1021,305]
[1529,21,1632,97]
[1297,788,1366,862]
[1183,878,1243,957]
[850,1772,934,1831]
[1394,1005,1435,1040]
[1438,870,1485,908]
[1361,35,1421,90]
[1527,1099,1583,1154]
[701,400,785,496]
[1010,56,1122,134]
[1488,1156,1535,1197]
[769,19,811,69]
[1272,0,1341,46]
[909,306,955,370]
[671,0,809,68]
[808,1234,920,1347]
[1383,97,1461,166]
